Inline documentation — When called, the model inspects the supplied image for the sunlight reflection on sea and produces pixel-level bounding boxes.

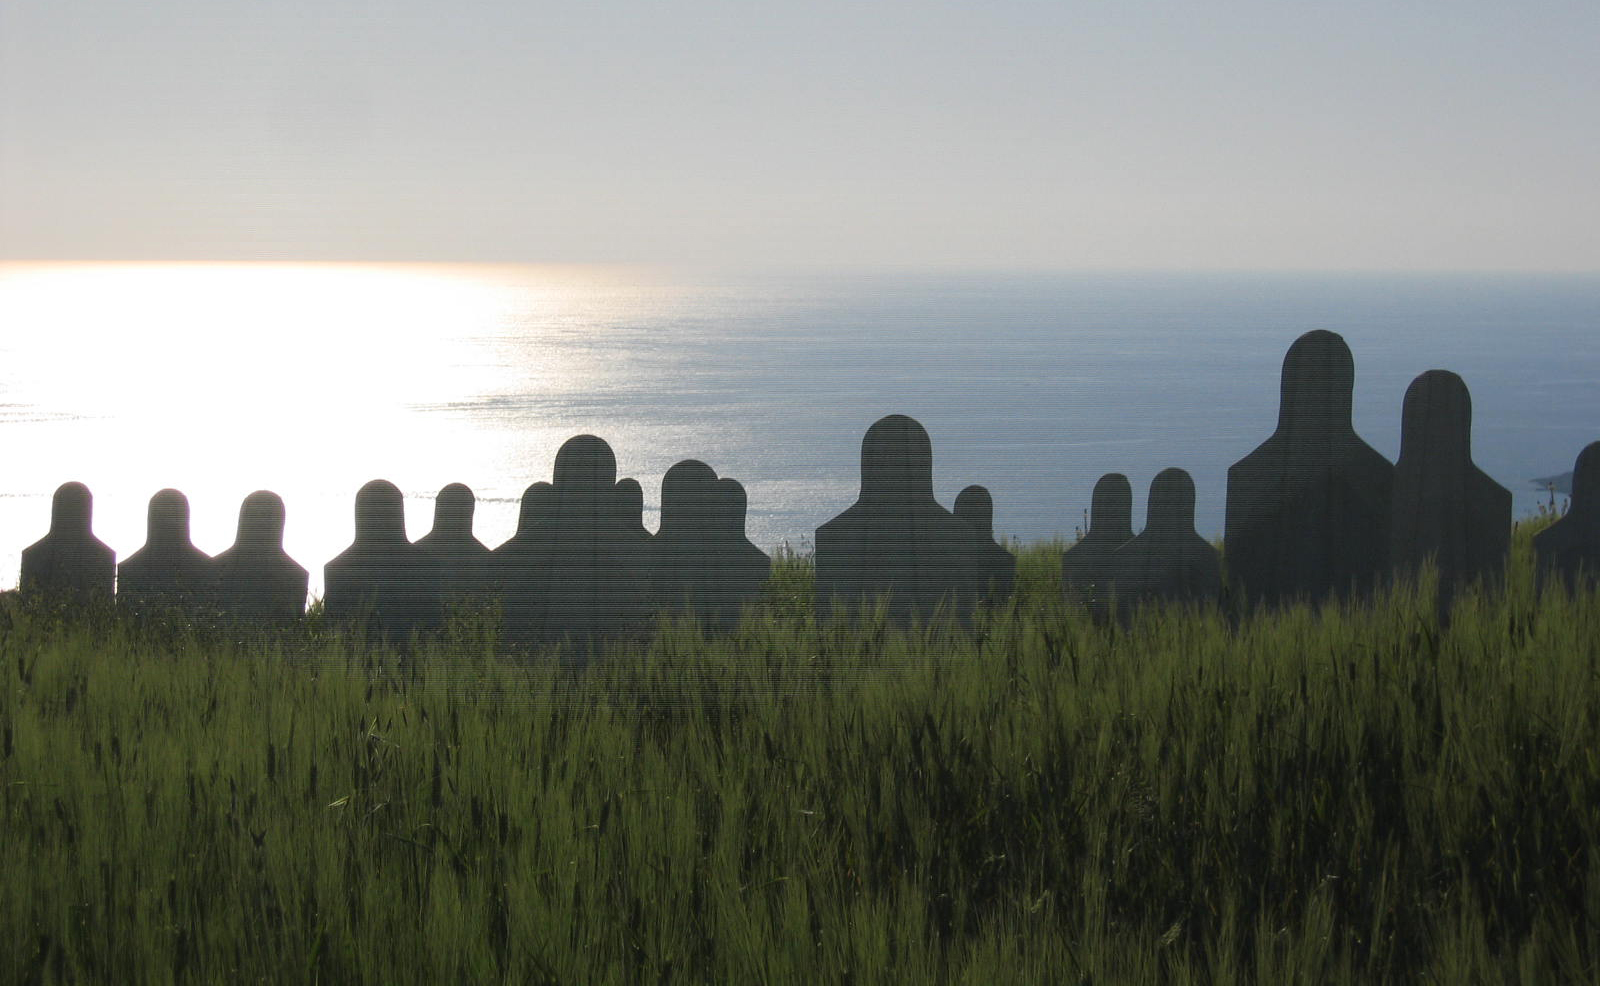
[1,262,1595,598]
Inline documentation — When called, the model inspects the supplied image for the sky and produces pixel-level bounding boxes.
[2,0,1597,270]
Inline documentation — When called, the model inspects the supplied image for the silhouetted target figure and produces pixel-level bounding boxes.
[614,478,652,541]
[712,477,772,624]
[1060,473,1135,620]
[652,460,719,619]
[324,480,441,638]
[116,488,215,613]
[1108,469,1221,621]
[606,475,655,632]
[1225,330,1394,609]
[953,484,1016,603]
[509,435,654,649]
[653,460,771,629]
[1534,441,1600,592]
[213,490,308,621]
[814,415,993,623]
[1390,370,1511,609]
[490,482,556,645]
[415,483,493,611]
[19,481,115,601]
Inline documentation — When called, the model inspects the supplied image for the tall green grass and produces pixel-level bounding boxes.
[3,516,1598,983]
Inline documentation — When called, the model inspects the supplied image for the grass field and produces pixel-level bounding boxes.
[3,516,1598,984]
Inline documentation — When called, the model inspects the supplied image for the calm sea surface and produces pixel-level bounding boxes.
[1,263,1595,595]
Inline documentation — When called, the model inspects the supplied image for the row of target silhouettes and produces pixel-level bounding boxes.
[15,330,1600,634]
[674,330,1594,622]
[16,447,786,641]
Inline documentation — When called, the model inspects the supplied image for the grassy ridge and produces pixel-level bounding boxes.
[3,520,1599,983]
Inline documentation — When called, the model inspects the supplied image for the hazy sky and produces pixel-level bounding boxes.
[3,0,1596,269]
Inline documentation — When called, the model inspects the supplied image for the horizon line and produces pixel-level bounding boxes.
[3,257,1599,277]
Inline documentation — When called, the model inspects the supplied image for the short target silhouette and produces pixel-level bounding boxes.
[117,488,215,613]
[814,415,997,623]
[1390,370,1511,608]
[712,477,772,623]
[1534,441,1600,592]
[490,482,557,645]
[1225,330,1394,609]
[495,436,653,649]
[953,484,1016,603]
[213,490,308,621]
[653,459,771,629]
[606,474,655,629]
[415,483,493,609]
[323,480,442,637]
[1061,473,1135,620]
[19,481,115,601]
[1107,468,1221,620]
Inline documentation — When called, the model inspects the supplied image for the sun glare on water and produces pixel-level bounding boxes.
[0,261,645,592]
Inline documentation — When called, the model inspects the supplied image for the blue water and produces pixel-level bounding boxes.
[1,265,1596,592]
[492,268,1597,542]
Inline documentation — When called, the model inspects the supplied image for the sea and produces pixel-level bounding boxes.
[1,263,1595,596]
